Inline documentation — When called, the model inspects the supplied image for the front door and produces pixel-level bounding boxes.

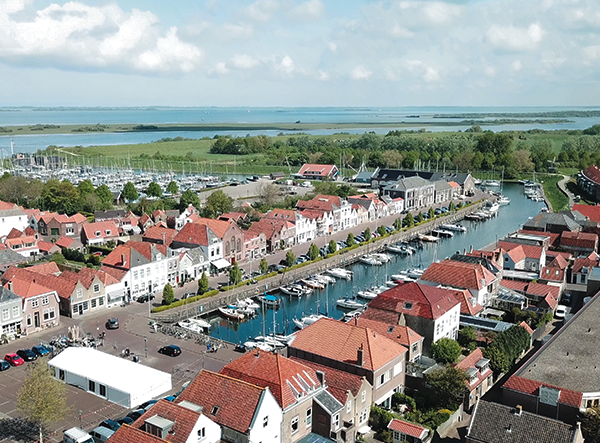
[78,304,83,315]
[34,312,40,328]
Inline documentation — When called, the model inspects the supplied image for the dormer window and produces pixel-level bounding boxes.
[211,406,219,415]
[105,230,111,235]
[95,231,101,237]
[404,302,413,310]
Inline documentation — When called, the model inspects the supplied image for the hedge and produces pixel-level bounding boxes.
[151,289,220,313]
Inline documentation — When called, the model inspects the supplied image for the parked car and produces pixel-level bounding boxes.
[126,409,145,421]
[163,395,176,402]
[555,305,568,319]
[182,292,196,300]
[138,399,158,410]
[158,345,181,357]
[16,349,38,362]
[355,235,365,243]
[137,294,155,303]
[32,345,50,357]
[89,426,114,443]
[4,353,24,366]
[99,419,121,432]
[106,318,119,330]
[0,360,10,371]
[116,417,134,426]
[561,293,572,306]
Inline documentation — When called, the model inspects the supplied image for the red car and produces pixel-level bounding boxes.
[4,353,25,366]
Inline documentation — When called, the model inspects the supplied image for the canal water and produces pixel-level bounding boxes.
[209,183,546,344]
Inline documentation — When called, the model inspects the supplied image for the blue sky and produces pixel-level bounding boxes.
[0,0,599,107]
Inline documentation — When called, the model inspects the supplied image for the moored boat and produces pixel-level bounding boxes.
[336,298,365,309]
[218,306,245,321]
[357,290,377,300]
[439,223,467,232]
[258,294,281,308]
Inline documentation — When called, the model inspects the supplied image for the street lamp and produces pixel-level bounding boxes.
[144,336,147,358]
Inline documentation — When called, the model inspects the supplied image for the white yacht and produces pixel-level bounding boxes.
[336,298,365,310]
[292,314,326,329]
[439,223,467,232]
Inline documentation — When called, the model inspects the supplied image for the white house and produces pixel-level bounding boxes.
[176,247,210,283]
[0,202,28,238]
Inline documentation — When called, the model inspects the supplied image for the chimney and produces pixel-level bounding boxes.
[121,253,126,265]
[515,405,522,416]
[316,370,326,386]
[506,424,512,433]
[8,281,13,291]
[357,345,364,367]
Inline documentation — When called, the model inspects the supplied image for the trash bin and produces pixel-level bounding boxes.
[132,355,139,363]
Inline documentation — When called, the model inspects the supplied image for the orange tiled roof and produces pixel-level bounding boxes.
[503,375,582,408]
[106,425,165,443]
[176,370,267,435]
[354,317,423,347]
[388,419,428,439]
[220,351,320,409]
[142,225,177,246]
[560,231,598,249]
[5,276,55,299]
[132,400,203,443]
[572,204,600,223]
[498,241,544,260]
[420,260,497,290]
[289,317,407,372]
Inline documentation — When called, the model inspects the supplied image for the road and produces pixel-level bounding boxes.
[557,174,575,208]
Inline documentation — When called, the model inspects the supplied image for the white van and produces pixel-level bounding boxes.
[89,427,115,443]
[63,427,94,443]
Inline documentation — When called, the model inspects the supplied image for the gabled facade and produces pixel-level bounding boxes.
[220,351,343,443]
[172,223,223,263]
[175,248,210,283]
[297,163,339,180]
[81,221,120,246]
[388,419,432,443]
[0,286,22,338]
[176,370,283,443]
[381,176,434,210]
[243,229,267,260]
[288,317,408,409]
[0,201,29,237]
[559,231,598,256]
[34,212,87,238]
[263,209,317,245]
[456,348,493,411]
[4,277,60,335]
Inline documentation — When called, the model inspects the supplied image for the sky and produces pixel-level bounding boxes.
[0,0,599,107]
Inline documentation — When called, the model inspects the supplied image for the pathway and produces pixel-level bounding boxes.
[557,174,575,208]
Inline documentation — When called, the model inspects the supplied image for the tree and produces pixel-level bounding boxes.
[146,182,162,198]
[404,212,414,228]
[448,201,456,212]
[431,338,462,364]
[582,406,600,443]
[424,365,469,404]
[166,180,179,195]
[95,184,113,207]
[77,179,95,198]
[394,218,402,231]
[260,257,268,274]
[162,283,175,305]
[123,181,139,202]
[364,227,371,242]
[328,239,337,254]
[377,226,386,237]
[488,325,530,363]
[308,243,320,261]
[197,272,209,295]
[41,179,80,215]
[428,207,435,219]
[416,212,424,223]
[458,326,477,347]
[179,189,201,210]
[202,190,233,218]
[346,233,355,246]
[482,346,510,375]
[229,263,242,285]
[285,250,295,267]
[17,360,68,443]
[258,183,283,207]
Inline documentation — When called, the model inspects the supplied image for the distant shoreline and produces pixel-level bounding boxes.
[0,118,573,136]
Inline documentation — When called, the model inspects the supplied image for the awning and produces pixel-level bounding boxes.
[211,258,231,270]
[107,290,125,301]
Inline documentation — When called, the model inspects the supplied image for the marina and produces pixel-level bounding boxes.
[201,183,546,345]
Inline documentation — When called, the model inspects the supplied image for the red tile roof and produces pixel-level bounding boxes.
[518,229,560,247]
[420,260,496,290]
[132,399,202,443]
[540,266,565,282]
[37,240,58,254]
[55,236,75,249]
[176,370,267,435]
[498,241,544,260]
[173,222,212,246]
[582,165,600,186]
[2,267,76,299]
[142,225,178,246]
[506,245,526,263]
[354,317,423,347]
[572,257,599,274]
[195,218,236,239]
[572,204,600,222]
[453,289,484,316]
[546,250,573,263]
[220,351,320,409]
[363,282,461,321]
[548,254,569,269]
[289,317,407,372]
[456,348,492,390]
[263,209,297,222]
[500,279,528,292]
[24,262,61,275]
[519,321,534,335]
[5,276,55,299]
[503,375,582,408]
[298,164,337,177]
[288,357,366,405]
[560,231,598,249]
[388,419,428,439]
[106,424,164,443]
[82,221,119,241]
[6,228,22,239]
[102,241,167,269]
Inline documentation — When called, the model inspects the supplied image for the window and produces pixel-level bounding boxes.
[43,308,55,321]
[95,231,101,237]
[362,390,366,403]
[42,296,49,305]
[263,416,268,427]
[306,408,312,427]
[140,269,145,279]
[93,284,100,293]
[333,414,340,430]
[359,408,368,424]
[1,309,7,320]
[51,228,59,236]
[134,271,138,280]
[346,400,352,414]
[91,299,97,309]
[99,384,106,397]
[12,306,19,317]
[105,230,111,236]
[77,288,83,298]
[99,297,104,306]
[89,380,96,392]
[291,416,299,434]
[31,299,39,308]
[379,370,390,387]
[197,427,206,441]
[26,315,32,326]
[211,406,219,415]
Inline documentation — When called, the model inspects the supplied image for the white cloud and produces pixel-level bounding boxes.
[328,42,337,52]
[213,62,230,75]
[423,67,440,82]
[230,54,260,70]
[244,0,279,22]
[422,2,461,25]
[389,25,414,39]
[484,66,496,77]
[275,55,295,75]
[221,22,254,40]
[511,60,523,72]
[316,70,329,81]
[0,1,201,74]
[289,0,324,20]
[486,23,544,52]
[351,65,372,80]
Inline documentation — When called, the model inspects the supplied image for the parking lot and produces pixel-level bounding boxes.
[0,298,243,441]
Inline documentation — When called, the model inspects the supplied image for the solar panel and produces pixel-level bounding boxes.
[539,385,560,406]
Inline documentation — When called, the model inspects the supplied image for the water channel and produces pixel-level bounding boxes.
[208,183,546,344]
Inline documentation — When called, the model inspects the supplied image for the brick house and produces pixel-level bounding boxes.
[34,212,88,239]
[81,221,120,246]
[456,348,493,411]
[4,277,60,335]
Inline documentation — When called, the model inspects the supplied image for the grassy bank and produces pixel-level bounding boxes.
[541,174,569,212]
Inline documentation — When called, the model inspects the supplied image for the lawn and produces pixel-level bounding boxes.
[540,174,569,212]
